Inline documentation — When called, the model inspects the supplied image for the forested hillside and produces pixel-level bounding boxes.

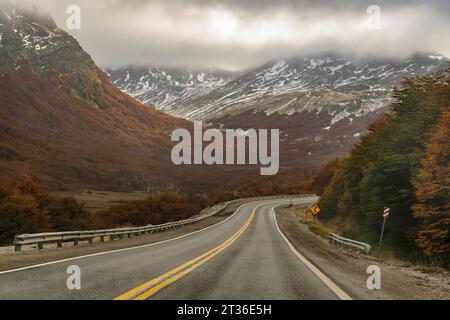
[319,70,449,265]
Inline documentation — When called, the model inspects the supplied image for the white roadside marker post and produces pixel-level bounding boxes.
[378,207,391,250]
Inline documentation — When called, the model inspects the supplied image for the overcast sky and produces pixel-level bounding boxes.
[14,0,450,70]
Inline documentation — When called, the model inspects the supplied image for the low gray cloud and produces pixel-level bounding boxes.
[11,0,450,70]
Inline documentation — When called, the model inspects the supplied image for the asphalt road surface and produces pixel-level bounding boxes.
[0,197,351,300]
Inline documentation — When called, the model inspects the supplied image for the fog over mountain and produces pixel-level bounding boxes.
[108,54,449,121]
[6,0,450,70]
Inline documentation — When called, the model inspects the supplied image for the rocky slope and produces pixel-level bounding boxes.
[107,66,233,114]
[0,5,197,191]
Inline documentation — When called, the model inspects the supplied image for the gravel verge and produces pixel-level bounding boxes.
[276,206,450,300]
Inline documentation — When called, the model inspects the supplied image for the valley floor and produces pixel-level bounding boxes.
[54,190,151,212]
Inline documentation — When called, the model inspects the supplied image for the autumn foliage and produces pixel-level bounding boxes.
[95,190,233,229]
[310,159,342,196]
[413,109,450,258]
[0,179,242,245]
[318,70,450,265]
[0,174,315,245]
[0,179,95,244]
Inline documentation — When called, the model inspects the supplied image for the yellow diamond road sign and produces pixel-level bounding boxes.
[311,204,321,215]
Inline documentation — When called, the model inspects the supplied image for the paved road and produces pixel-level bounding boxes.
[0,197,349,300]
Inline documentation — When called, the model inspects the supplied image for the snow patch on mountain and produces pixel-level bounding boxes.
[108,55,449,125]
[108,66,233,112]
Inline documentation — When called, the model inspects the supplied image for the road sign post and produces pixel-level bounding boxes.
[378,207,391,250]
[309,205,320,227]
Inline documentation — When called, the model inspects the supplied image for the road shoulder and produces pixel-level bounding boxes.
[275,206,450,300]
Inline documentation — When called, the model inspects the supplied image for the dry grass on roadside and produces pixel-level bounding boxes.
[288,206,338,238]
[288,205,450,272]
[54,190,151,212]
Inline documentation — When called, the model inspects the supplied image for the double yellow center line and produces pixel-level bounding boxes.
[114,204,262,300]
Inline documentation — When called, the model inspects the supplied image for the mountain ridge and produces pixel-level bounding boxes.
[108,54,449,123]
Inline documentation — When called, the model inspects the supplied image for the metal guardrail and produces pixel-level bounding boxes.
[14,195,315,252]
[298,217,307,225]
[329,233,371,254]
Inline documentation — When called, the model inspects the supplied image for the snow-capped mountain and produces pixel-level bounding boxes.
[0,5,78,70]
[0,4,112,109]
[108,55,448,123]
[107,66,234,114]
[107,54,448,177]
[0,4,207,191]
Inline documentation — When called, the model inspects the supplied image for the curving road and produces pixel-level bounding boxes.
[0,197,350,300]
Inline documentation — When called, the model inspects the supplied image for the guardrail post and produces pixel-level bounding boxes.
[100,236,105,242]
[37,243,43,250]
[88,238,93,245]
[57,241,63,248]
[15,244,21,252]
[74,240,79,246]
